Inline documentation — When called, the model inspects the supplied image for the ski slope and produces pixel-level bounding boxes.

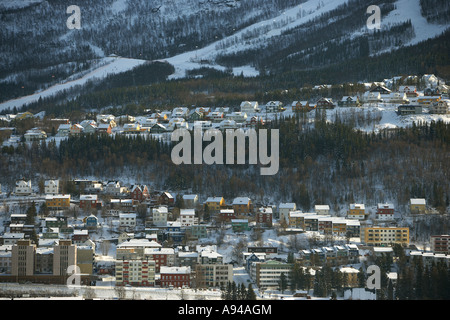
[0,56,147,112]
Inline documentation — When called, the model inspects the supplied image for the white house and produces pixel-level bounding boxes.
[180,209,196,227]
[226,111,247,123]
[119,213,137,229]
[43,180,59,195]
[265,101,283,113]
[24,128,47,141]
[182,194,199,208]
[279,203,296,224]
[152,206,168,226]
[240,101,260,114]
[315,205,330,215]
[15,179,32,195]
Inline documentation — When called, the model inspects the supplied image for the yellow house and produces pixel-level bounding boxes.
[410,198,426,214]
[360,226,409,246]
[347,204,366,220]
[417,96,440,105]
[45,194,71,209]
[204,197,225,213]
[340,267,360,287]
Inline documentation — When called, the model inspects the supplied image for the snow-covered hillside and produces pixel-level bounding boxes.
[0,0,449,106]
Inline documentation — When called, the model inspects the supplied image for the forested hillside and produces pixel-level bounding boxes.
[1,117,449,220]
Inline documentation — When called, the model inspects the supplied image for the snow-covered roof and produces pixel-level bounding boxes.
[410,198,426,205]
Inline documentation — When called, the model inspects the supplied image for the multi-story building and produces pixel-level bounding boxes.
[53,240,77,276]
[119,213,137,229]
[115,257,156,287]
[160,266,191,288]
[360,226,409,246]
[251,260,293,290]
[376,203,395,220]
[79,194,100,210]
[256,207,273,227]
[279,203,296,224]
[152,206,168,226]
[144,247,175,272]
[314,205,330,215]
[11,239,36,276]
[410,198,426,214]
[45,194,71,210]
[194,263,233,289]
[347,203,366,220]
[44,180,59,195]
[430,235,450,254]
[204,197,225,214]
[232,197,252,216]
[179,209,196,227]
[15,179,32,196]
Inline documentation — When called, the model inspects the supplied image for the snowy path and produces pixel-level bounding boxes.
[0,56,147,112]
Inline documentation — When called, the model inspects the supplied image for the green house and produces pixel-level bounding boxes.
[231,219,250,232]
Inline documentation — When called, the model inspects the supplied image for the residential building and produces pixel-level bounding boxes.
[159,192,174,206]
[152,206,168,226]
[340,267,360,287]
[194,263,233,289]
[338,96,361,107]
[11,240,36,276]
[84,215,98,230]
[232,197,252,216]
[376,203,395,220]
[45,194,70,210]
[410,198,426,214]
[204,197,225,214]
[119,213,137,229]
[115,257,156,287]
[182,194,199,208]
[130,185,150,202]
[79,194,100,210]
[144,247,175,272]
[160,266,191,288]
[251,260,293,290]
[256,207,273,227]
[180,209,196,227]
[24,128,47,141]
[360,226,409,246]
[291,101,312,112]
[314,205,330,215]
[265,101,283,113]
[429,100,449,114]
[231,219,250,232]
[279,203,296,224]
[397,105,423,115]
[44,180,59,195]
[315,97,335,109]
[77,243,95,275]
[347,203,366,220]
[430,235,450,254]
[53,240,76,276]
[15,179,32,196]
[240,101,260,114]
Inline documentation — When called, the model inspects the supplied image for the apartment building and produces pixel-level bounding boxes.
[53,240,77,276]
[194,263,233,289]
[251,260,293,290]
[430,235,450,254]
[115,257,156,287]
[11,239,36,276]
[360,226,410,246]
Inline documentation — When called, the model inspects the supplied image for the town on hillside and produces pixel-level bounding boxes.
[0,73,449,300]
[0,176,448,300]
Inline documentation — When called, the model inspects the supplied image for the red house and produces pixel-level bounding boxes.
[218,209,237,222]
[256,207,273,227]
[79,194,101,210]
[160,266,191,288]
[131,185,150,202]
[158,192,174,206]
